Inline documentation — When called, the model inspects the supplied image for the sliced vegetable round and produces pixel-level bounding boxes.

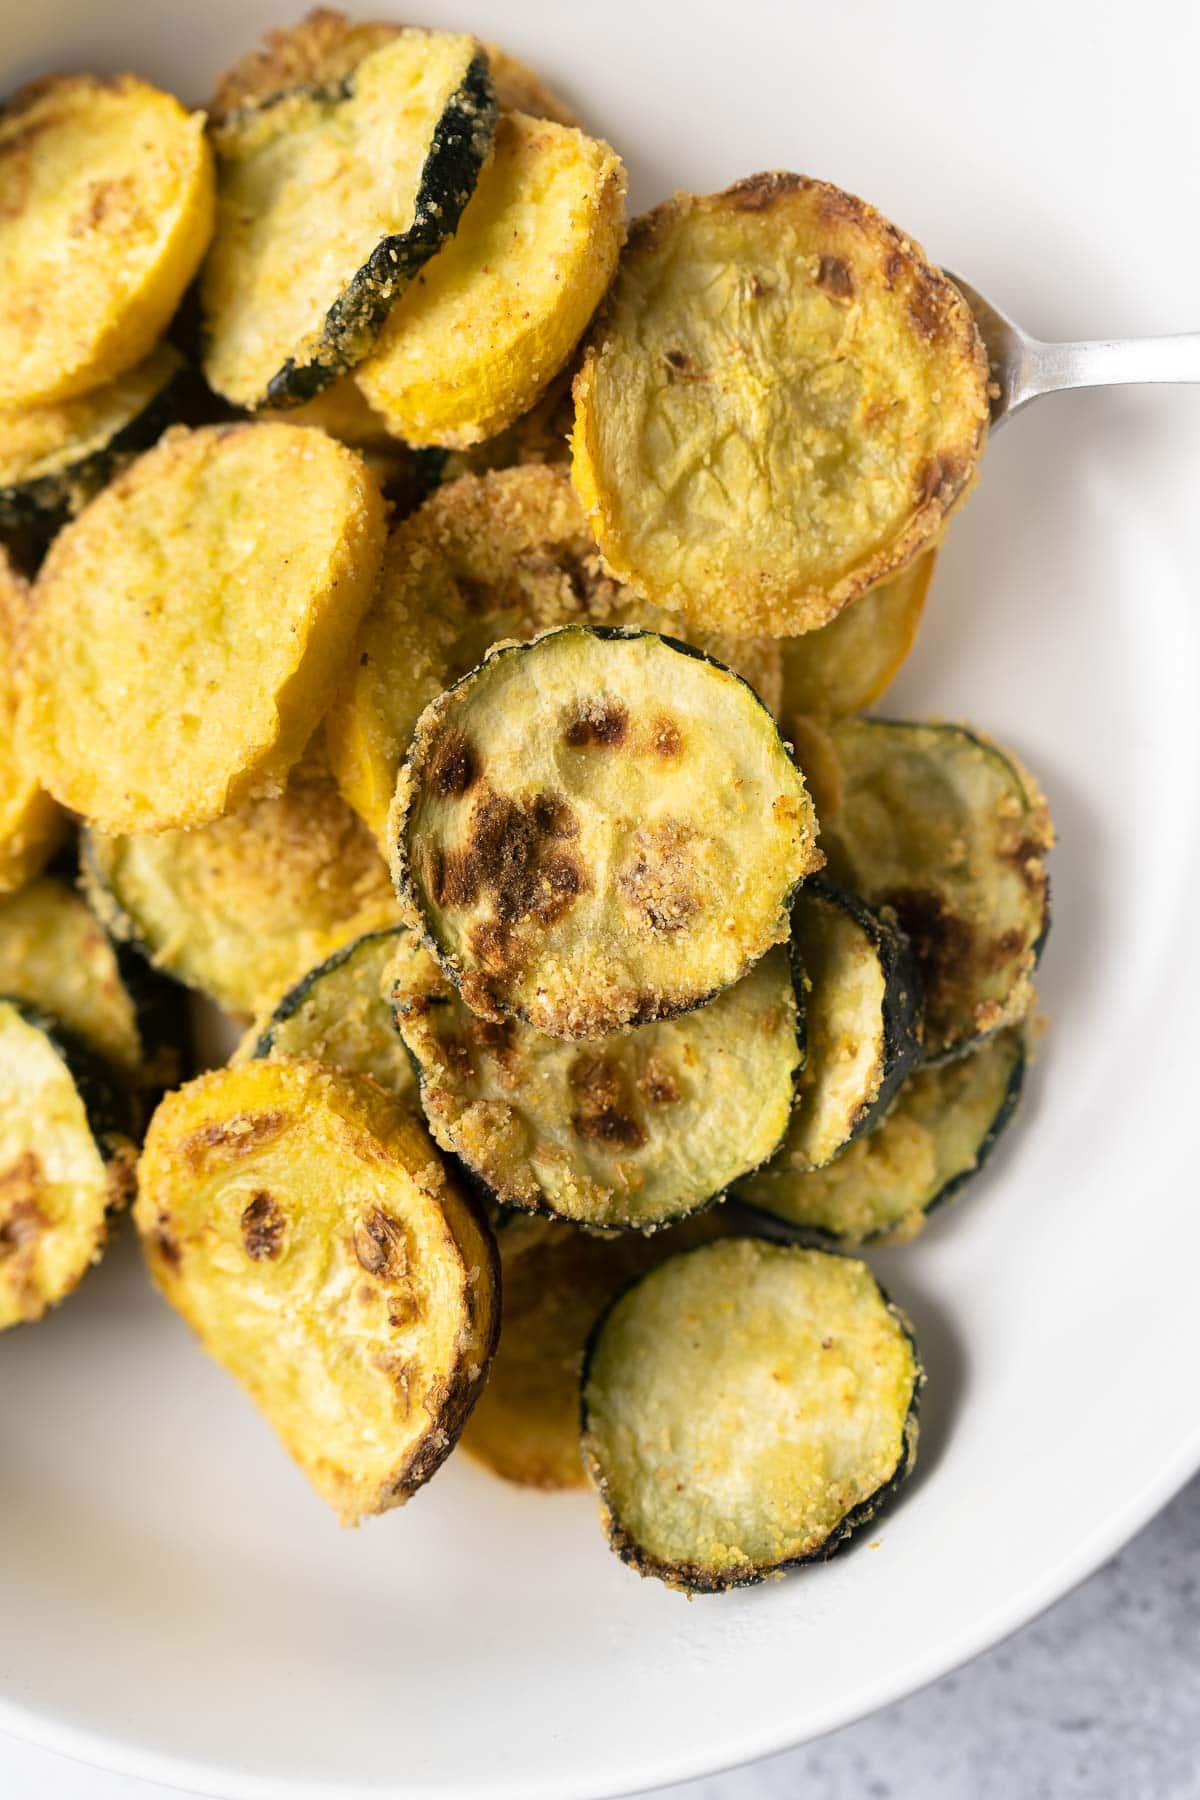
[571,176,989,636]
[356,111,625,448]
[202,30,497,407]
[0,75,214,407]
[394,623,820,1038]
[581,1238,921,1590]
[741,1026,1025,1244]
[241,927,417,1107]
[21,424,386,834]
[83,755,400,1020]
[0,552,64,897]
[819,719,1053,1061]
[135,1060,499,1521]
[392,934,801,1228]
[328,466,781,848]
[0,998,136,1330]
[780,552,935,721]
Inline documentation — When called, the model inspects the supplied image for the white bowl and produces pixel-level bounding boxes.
[3,2,1199,1796]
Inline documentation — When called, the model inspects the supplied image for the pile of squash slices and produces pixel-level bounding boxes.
[0,11,1052,1594]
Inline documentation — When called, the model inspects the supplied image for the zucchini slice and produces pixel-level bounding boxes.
[819,719,1053,1061]
[0,75,214,407]
[21,423,386,834]
[356,111,626,449]
[0,343,192,537]
[391,934,801,1229]
[780,552,936,721]
[571,176,989,637]
[741,1026,1025,1245]
[241,927,417,1108]
[201,31,497,408]
[135,1060,499,1521]
[736,881,920,1198]
[0,551,64,896]
[0,998,136,1329]
[82,753,401,1021]
[394,623,820,1038]
[462,1210,727,1489]
[326,465,783,849]
[580,1238,921,1590]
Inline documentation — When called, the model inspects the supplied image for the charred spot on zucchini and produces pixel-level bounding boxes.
[0,550,64,896]
[202,31,497,408]
[82,753,401,1021]
[0,75,214,408]
[356,112,625,449]
[819,719,1053,1061]
[0,997,136,1329]
[21,423,386,834]
[327,465,783,850]
[135,1059,498,1520]
[242,927,417,1107]
[580,1237,921,1590]
[740,1026,1025,1245]
[391,932,801,1229]
[780,552,935,721]
[393,623,819,1039]
[571,177,989,636]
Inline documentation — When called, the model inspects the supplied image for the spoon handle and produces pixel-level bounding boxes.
[1024,333,1200,405]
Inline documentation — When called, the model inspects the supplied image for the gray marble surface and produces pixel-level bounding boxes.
[4,1473,1200,1799]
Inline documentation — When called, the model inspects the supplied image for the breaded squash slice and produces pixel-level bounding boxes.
[393,623,820,1039]
[21,424,386,834]
[0,76,214,407]
[0,343,190,536]
[356,112,625,448]
[780,552,936,720]
[572,176,989,636]
[135,1060,498,1520]
[391,933,801,1229]
[0,551,64,896]
[0,998,136,1330]
[326,466,782,848]
[83,753,401,1019]
[201,31,496,407]
[818,719,1053,1061]
[740,1025,1025,1245]
[581,1238,921,1590]
[209,9,580,131]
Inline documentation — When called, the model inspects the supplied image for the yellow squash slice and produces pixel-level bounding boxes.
[572,176,989,636]
[135,1060,498,1521]
[21,423,386,834]
[356,111,625,448]
[0,551,64,896]
[0,75,214,407]
[326,465,782,849]
[780,551,936,720]
[394,623,820,1039]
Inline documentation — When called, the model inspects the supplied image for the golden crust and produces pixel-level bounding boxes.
[0,75,213,406]
[0,550,65,896]
[571,176,989,636]
[780,550,936,721]
[21,424,386,834]
[356,112,626,448]
[135,1059,499,1521]
[326,465,782,849]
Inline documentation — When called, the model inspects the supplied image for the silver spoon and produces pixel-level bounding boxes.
[948,274,1200,428]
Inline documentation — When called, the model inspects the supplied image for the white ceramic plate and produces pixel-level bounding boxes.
[3,2,1200,1796]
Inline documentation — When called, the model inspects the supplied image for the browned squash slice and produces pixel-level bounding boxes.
[0,550,64,896]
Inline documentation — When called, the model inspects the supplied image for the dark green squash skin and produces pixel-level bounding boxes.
[249,925,407,1059]
[393,622,816,1037]
[578,1236,923,1593]
[253,50,497,407]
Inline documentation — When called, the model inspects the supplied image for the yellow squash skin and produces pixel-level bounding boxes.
[393,622,820,1039]
[135,1060,499,1522]
[326,465,782,850]
[571,175,989,637]
[21,423,386,834]
[0,551,64,896]
[0,75,213,406]
[356,112,626,449]
[780,550,936,720]
[83,753,401,1020]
